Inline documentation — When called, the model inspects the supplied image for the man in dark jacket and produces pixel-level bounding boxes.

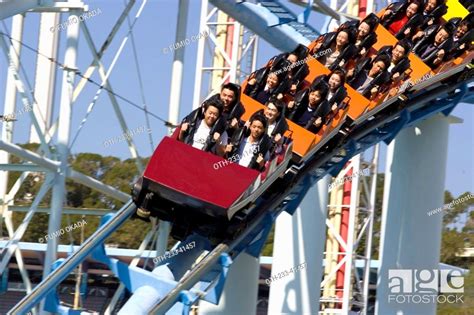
[178,97,227,156]
[289,83,330,133]
[349,55,391,98]
[414,24,453,69]
[210,82,245,137]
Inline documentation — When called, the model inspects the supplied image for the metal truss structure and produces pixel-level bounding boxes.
[192,0,260,109]
[321,148,379,314]
[0,1,164,312]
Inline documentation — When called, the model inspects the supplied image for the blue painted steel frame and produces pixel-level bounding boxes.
[21,77,474,315]
[44,214,233,314]
[208,0,318,51]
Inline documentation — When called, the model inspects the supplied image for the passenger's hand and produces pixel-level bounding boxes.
[277,93,284,100]
[213,132,221,142]
[404,27,411,36]
[392,72,401,81]
[274,134,282,143]
[314,117,322,126]
[360,47,367,56]
[181,122,189,132]
[459,43,466,50]
[433,57,442,65]
[434,50,445,65]
[347,68,354,78]
[427,19,434,26]
[290,84,297,93]
[230,118,239,128]
[256,154,264,165]
[331,103,338,113]
[225,144,233,153]
[382,9,392,19]
[248,78,257,85]
[413,31,424,41]
[314,42,322,51]
[371,87,379,94]
[288,100,295,109]
[244,120,251,129]
[388,87,399,97]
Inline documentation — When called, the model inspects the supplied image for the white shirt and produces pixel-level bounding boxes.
[388,61,396,73]
[192,119,228,150]
[263,84,274,93]
[324,50,340,67]
[267,122,276,137]
[237,137,259,167]
[357,78,373,94]
[237,137,270,168]
[327,91,335,102]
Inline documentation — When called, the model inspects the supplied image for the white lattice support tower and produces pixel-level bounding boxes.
[29,12,60,143]
[43,9,80,280]
[320,150,378,314]
[0,13,34,297]
[192,0,258,109]
[0,13,24,245]
[0,3,153,310]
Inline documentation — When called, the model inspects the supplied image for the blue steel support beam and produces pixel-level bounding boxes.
[382,109,411,145]
[208,0,318,51]
[462,85,474,104]
[7,201,136,315]
[407,84,467,127]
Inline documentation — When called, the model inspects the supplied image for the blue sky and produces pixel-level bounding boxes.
[0,0,472,197]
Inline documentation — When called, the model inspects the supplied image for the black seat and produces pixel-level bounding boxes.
[328,44,358,71]
[313,32,337,57]
[381,1,408,27]
[377,44,411,80]
[244,65,290,102]
[395,13,423,39]
[413,25,454,68]
[450,29,474,58]
[421,4,448,30]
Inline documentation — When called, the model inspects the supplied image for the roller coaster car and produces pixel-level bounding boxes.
[131,131,293,240]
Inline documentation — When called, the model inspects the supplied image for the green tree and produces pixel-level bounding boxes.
[4,146,154,249]
[437,266,474,315]
[440,191,473,267]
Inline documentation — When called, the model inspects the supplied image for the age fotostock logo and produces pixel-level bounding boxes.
[388,269,464,304]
